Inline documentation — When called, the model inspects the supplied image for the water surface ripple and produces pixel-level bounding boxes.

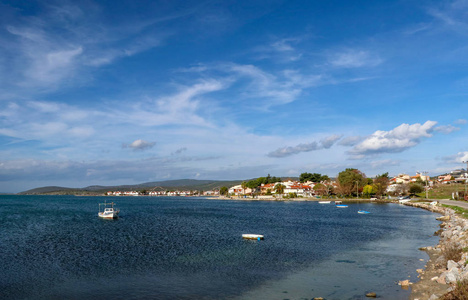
[0,196,439,299]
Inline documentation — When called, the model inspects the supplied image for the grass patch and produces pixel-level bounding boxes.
[441,204,468,219]
[442,279,468,300]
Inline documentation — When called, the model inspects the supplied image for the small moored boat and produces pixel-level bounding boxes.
[242,234,264,240]
[358,210,370,214]
[336,204,348,208]
[319,201,331,204]
[98,202,120,219]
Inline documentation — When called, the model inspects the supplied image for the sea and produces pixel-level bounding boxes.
[0,196,440,300]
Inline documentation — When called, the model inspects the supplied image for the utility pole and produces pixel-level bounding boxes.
[463,161,468,199]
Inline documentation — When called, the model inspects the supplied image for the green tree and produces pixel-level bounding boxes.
[274,183,285,197]
[409,183,424,194]
[337,168,367,197]
[220,186,228,196]
[300,172,323,183]
[362,185,375,197]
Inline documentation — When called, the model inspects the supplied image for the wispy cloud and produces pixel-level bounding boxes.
[349,121,437,158]
[434,124,460,134]
[268,134,342,158]
[455,119,467,125]
[328,49,383,68]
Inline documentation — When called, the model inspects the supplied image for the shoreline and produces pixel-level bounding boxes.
[402,201,468,300]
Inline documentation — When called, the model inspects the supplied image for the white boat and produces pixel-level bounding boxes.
[98,202,120,219]
[242,234,264,240]
[319,201,331,204]
[358,210,370,214]
[336,204,348,208]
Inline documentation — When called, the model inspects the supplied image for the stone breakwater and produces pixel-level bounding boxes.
[402,202,468,300]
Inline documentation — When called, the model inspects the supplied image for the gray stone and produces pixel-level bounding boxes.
[445,267,460,284]
[447,260,459,270]
[429,294,439,300]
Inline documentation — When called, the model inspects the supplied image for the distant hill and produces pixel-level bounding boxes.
[18,179,244,195]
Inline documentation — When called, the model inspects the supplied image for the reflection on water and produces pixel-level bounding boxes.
[0,196,439,299]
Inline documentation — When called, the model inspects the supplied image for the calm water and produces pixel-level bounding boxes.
[0,196,440,300]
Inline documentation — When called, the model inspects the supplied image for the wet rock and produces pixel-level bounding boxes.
[365,292,376,297]
[437,215,451,221]
[398,279,411,286]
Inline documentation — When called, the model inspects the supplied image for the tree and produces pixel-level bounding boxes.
[220,186,228,196]
[274,183,285,197]
[313,183,327,196]
[300,172,326,183]
[373,172,390,197]
[337,168,367,197]
[362,185,375,197]
[409,183,424,194]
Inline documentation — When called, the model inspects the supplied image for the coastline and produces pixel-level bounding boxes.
[402,201,468,300]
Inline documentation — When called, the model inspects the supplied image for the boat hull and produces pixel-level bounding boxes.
[242,234,264,240]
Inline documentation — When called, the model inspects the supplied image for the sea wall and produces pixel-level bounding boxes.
[403,202,468,300]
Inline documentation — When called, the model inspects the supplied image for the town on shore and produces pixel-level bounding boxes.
[106,167,468,201]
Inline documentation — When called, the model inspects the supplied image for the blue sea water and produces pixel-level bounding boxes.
[0,196,440,300]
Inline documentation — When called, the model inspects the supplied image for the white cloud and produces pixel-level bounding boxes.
[455,119,467,125]
[349,121,437,157]
[268,134,342,158]
[123,139,156,151]
[442,151,468,164]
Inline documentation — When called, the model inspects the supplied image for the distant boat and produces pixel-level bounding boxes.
[358,210,370,214]
[336,204,348,208]
[98,202,120,219]
[242,234,264,240]
[319,201,331,204]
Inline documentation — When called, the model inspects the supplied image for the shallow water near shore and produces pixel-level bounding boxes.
[0,196,439,299]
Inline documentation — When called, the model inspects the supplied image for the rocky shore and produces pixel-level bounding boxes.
[403,202,468,300]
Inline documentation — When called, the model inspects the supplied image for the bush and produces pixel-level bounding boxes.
[442,279,468,300]
[443,243,463,264]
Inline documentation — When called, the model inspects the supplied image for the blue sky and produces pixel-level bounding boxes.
[1,0,468,193]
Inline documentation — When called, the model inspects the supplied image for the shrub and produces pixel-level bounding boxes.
[443,243,463,264]
[442,279,468,300]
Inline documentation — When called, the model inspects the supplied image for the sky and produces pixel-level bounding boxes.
[1,0,468,193]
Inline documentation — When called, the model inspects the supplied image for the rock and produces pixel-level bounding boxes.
[313,298,324,300]
[365,292,377,297]
[417,268,424,274]
[398,280,411,286]
[429,294,439,300]
[436,276,446,284]
[445,267,460,284]
[431,276,438,281]
[447,260,458,270]
[437,215,451,221]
